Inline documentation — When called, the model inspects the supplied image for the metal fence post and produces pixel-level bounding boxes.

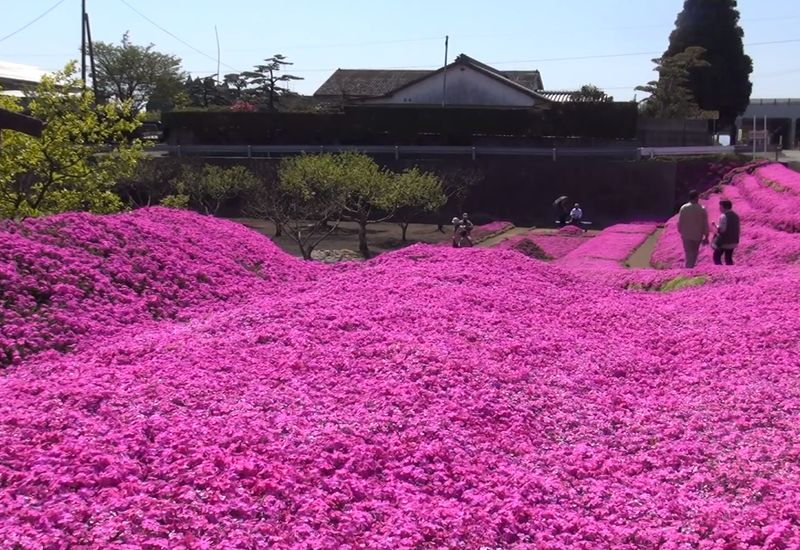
[395,146,399,160]
[471,146,476,161]
[247,145,252,158]
[552,147,557,162]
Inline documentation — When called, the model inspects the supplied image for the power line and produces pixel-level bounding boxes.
[0,0,67,43]
[487,38,800,67]
[117,0,242,73]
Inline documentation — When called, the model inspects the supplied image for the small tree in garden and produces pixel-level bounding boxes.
[242,162,284,237]
[394,167,446,242]
[437,167,484,231]
[270,154,346,260]
[172,164,258,215]
[0,63,143,220]
[335,153,398,258]
[117,157,187,207]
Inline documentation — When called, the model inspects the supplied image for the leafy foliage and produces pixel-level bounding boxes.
[636,47,710,119]
[239,55,304,111]
[394,167,446,242]
[664,0,753,128]
[570,85,613,103]
[93,32,186,112]
[159,194,190,209]
[116,157,187,207]
[0,63,143,220]
[172,164,259,215]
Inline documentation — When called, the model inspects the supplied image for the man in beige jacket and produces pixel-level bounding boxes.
[677,190,709,268]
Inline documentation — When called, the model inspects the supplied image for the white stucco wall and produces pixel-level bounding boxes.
[364,63,538,107]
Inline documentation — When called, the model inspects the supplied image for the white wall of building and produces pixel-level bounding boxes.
[364,63,538,107]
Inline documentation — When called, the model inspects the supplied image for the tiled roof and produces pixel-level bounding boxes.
[314,54,544,98]
[536,91,580,103]
[314,69,431,98]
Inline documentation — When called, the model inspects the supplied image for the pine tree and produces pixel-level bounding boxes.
[664,0,752,135]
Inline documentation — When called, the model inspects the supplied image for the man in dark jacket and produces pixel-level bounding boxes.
[712,199,740,265]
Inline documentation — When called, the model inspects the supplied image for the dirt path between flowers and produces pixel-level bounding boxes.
[477,227,530,248]
[625,228,663,269]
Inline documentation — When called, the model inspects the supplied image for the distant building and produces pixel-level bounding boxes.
[0,60,47,95]
[314,54,582,108]
[740,99,800,150]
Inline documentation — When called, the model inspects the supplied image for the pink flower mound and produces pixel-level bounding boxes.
[505,230,594,260]
[3,245,800,547]
[652,166,800,269]
[757,163,800,195]
[737,174,800,233]
[470,221,513,242]
[558,224,584,236]
[559,223,657,268]
[0,208,318,366]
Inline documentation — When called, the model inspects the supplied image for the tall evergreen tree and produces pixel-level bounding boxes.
[664,0,752,134]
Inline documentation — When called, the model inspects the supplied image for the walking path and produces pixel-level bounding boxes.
[477,226,530,248]
[624,228,663,268]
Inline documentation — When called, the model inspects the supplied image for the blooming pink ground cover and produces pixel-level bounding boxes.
[470,220,514,242]
[558,223,657,268]
[496,230,593,261]
[3,194,800,547]
[0,208,318,366]
[652,163,800,269]
[757,163,800,195]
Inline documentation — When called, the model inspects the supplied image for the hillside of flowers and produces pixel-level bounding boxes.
[652,162,800,269]
[0,208,318,366]
[3,165,800,547]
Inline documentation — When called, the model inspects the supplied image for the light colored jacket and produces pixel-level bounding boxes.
[678,202,709,241]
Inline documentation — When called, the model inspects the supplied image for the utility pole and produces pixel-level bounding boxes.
[215,26,221,85]
[81,0,87,88]
[84,12,98,99]
[441,35,449,108]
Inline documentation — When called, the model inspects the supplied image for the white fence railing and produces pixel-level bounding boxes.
[150,144,741,160]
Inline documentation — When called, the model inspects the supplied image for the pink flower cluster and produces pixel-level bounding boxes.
[559,223,657,268]
[470,221,514,242]
[652,163,800,269]
[496,230,593,260]
[0,208,318,366]
[2,205,800,548]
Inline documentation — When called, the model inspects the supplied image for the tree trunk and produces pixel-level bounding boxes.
[358,219,369,258]
[274,221,283,237]
[297,233,312,260]
[400,222,409,242]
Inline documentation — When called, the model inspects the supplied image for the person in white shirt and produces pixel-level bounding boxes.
[569,203,586,232]
[677,189,710,268]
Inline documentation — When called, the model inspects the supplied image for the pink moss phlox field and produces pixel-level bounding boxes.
[652,163,800,269]
[559,223,657,267]
[3,208,800,547]
[499,230,593,260]
[756,163,800,195]
[470,220,514,242]
[557,224,584,236]
[0,208,318,366]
